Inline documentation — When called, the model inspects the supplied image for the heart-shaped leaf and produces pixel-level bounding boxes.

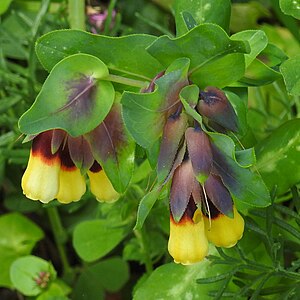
[10,256,56,296]
[19,54,115,137]
[73,219,126,262]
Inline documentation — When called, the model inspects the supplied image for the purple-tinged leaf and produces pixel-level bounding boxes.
[51,129,66,154]
[185,127,212,184]
[211,144,271,211]
[141,71,165,93]
[157,112,188,183]
[85,103,135,193]
[19,54,115,137]
[68,136,94,173]
[170,159,195,222]
[164,142,186,185]
[122,58,190,150]
[198,87,238,132]
[191,180,204,207]
[204,174,233,217]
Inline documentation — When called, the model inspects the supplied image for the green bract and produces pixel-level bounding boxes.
[147,23,249,88]
[19,53,114,137]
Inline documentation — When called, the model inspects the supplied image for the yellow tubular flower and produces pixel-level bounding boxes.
[56,146,86,204]
[21,132,60,203]
[168,209,208,265]
[87,161,119,203]
[203,207,244,248]
[56,168,86,204]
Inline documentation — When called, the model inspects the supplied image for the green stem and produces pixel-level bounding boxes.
[47,207,71,276]
[104,74,149,88]
[103,0,117,35]
[134,228,153,274]
[68,0,85,30]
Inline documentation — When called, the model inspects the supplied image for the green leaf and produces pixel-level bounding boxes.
[85,103,135,193]
[235,148,256,168]
[19,54,114,137]
[35,30,163,78]
[212,144,271,211]
[280,56,300,95]
[122,57,190,149]
[0,0,13,15]
[147,24,249,84]
[224,90,248,135]
[73,219,126,262]
[231,30,268,67]
[191,53,246,88]
[238,58,281,86]
[132,160,153,184]
[0,213,44,288]
[255,119,300,195]
[133,250,232,300]
[280,0,300,20]
[179,85,203,125]
[258,43,288,67]
[134,185,162,230]
[37,280,71,300]
[73,257,129,300]
[173,0,231,36]
[10,255,56,296]
[73,257,128,300]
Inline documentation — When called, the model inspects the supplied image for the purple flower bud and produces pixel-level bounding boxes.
[185,127,212,184]
[198,87,238,132]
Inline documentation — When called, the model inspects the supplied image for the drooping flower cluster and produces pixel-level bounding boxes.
[168,155,244,265]
[22,129,119,204]
[158,86,245,265]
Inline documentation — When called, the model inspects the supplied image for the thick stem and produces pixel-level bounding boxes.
[47,207,71,276]
[68,0,85,30]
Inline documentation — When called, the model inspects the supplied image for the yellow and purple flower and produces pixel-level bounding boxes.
[161,116,245,264]
[22,129,119,204]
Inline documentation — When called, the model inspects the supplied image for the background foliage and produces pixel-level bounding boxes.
[0,0,300,299]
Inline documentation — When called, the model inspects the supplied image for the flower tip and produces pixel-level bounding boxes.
[198,87,238,132]
[88,169,120,203]
[204,207,244,248]
[168,212,209,265]
[95,194,120,203]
